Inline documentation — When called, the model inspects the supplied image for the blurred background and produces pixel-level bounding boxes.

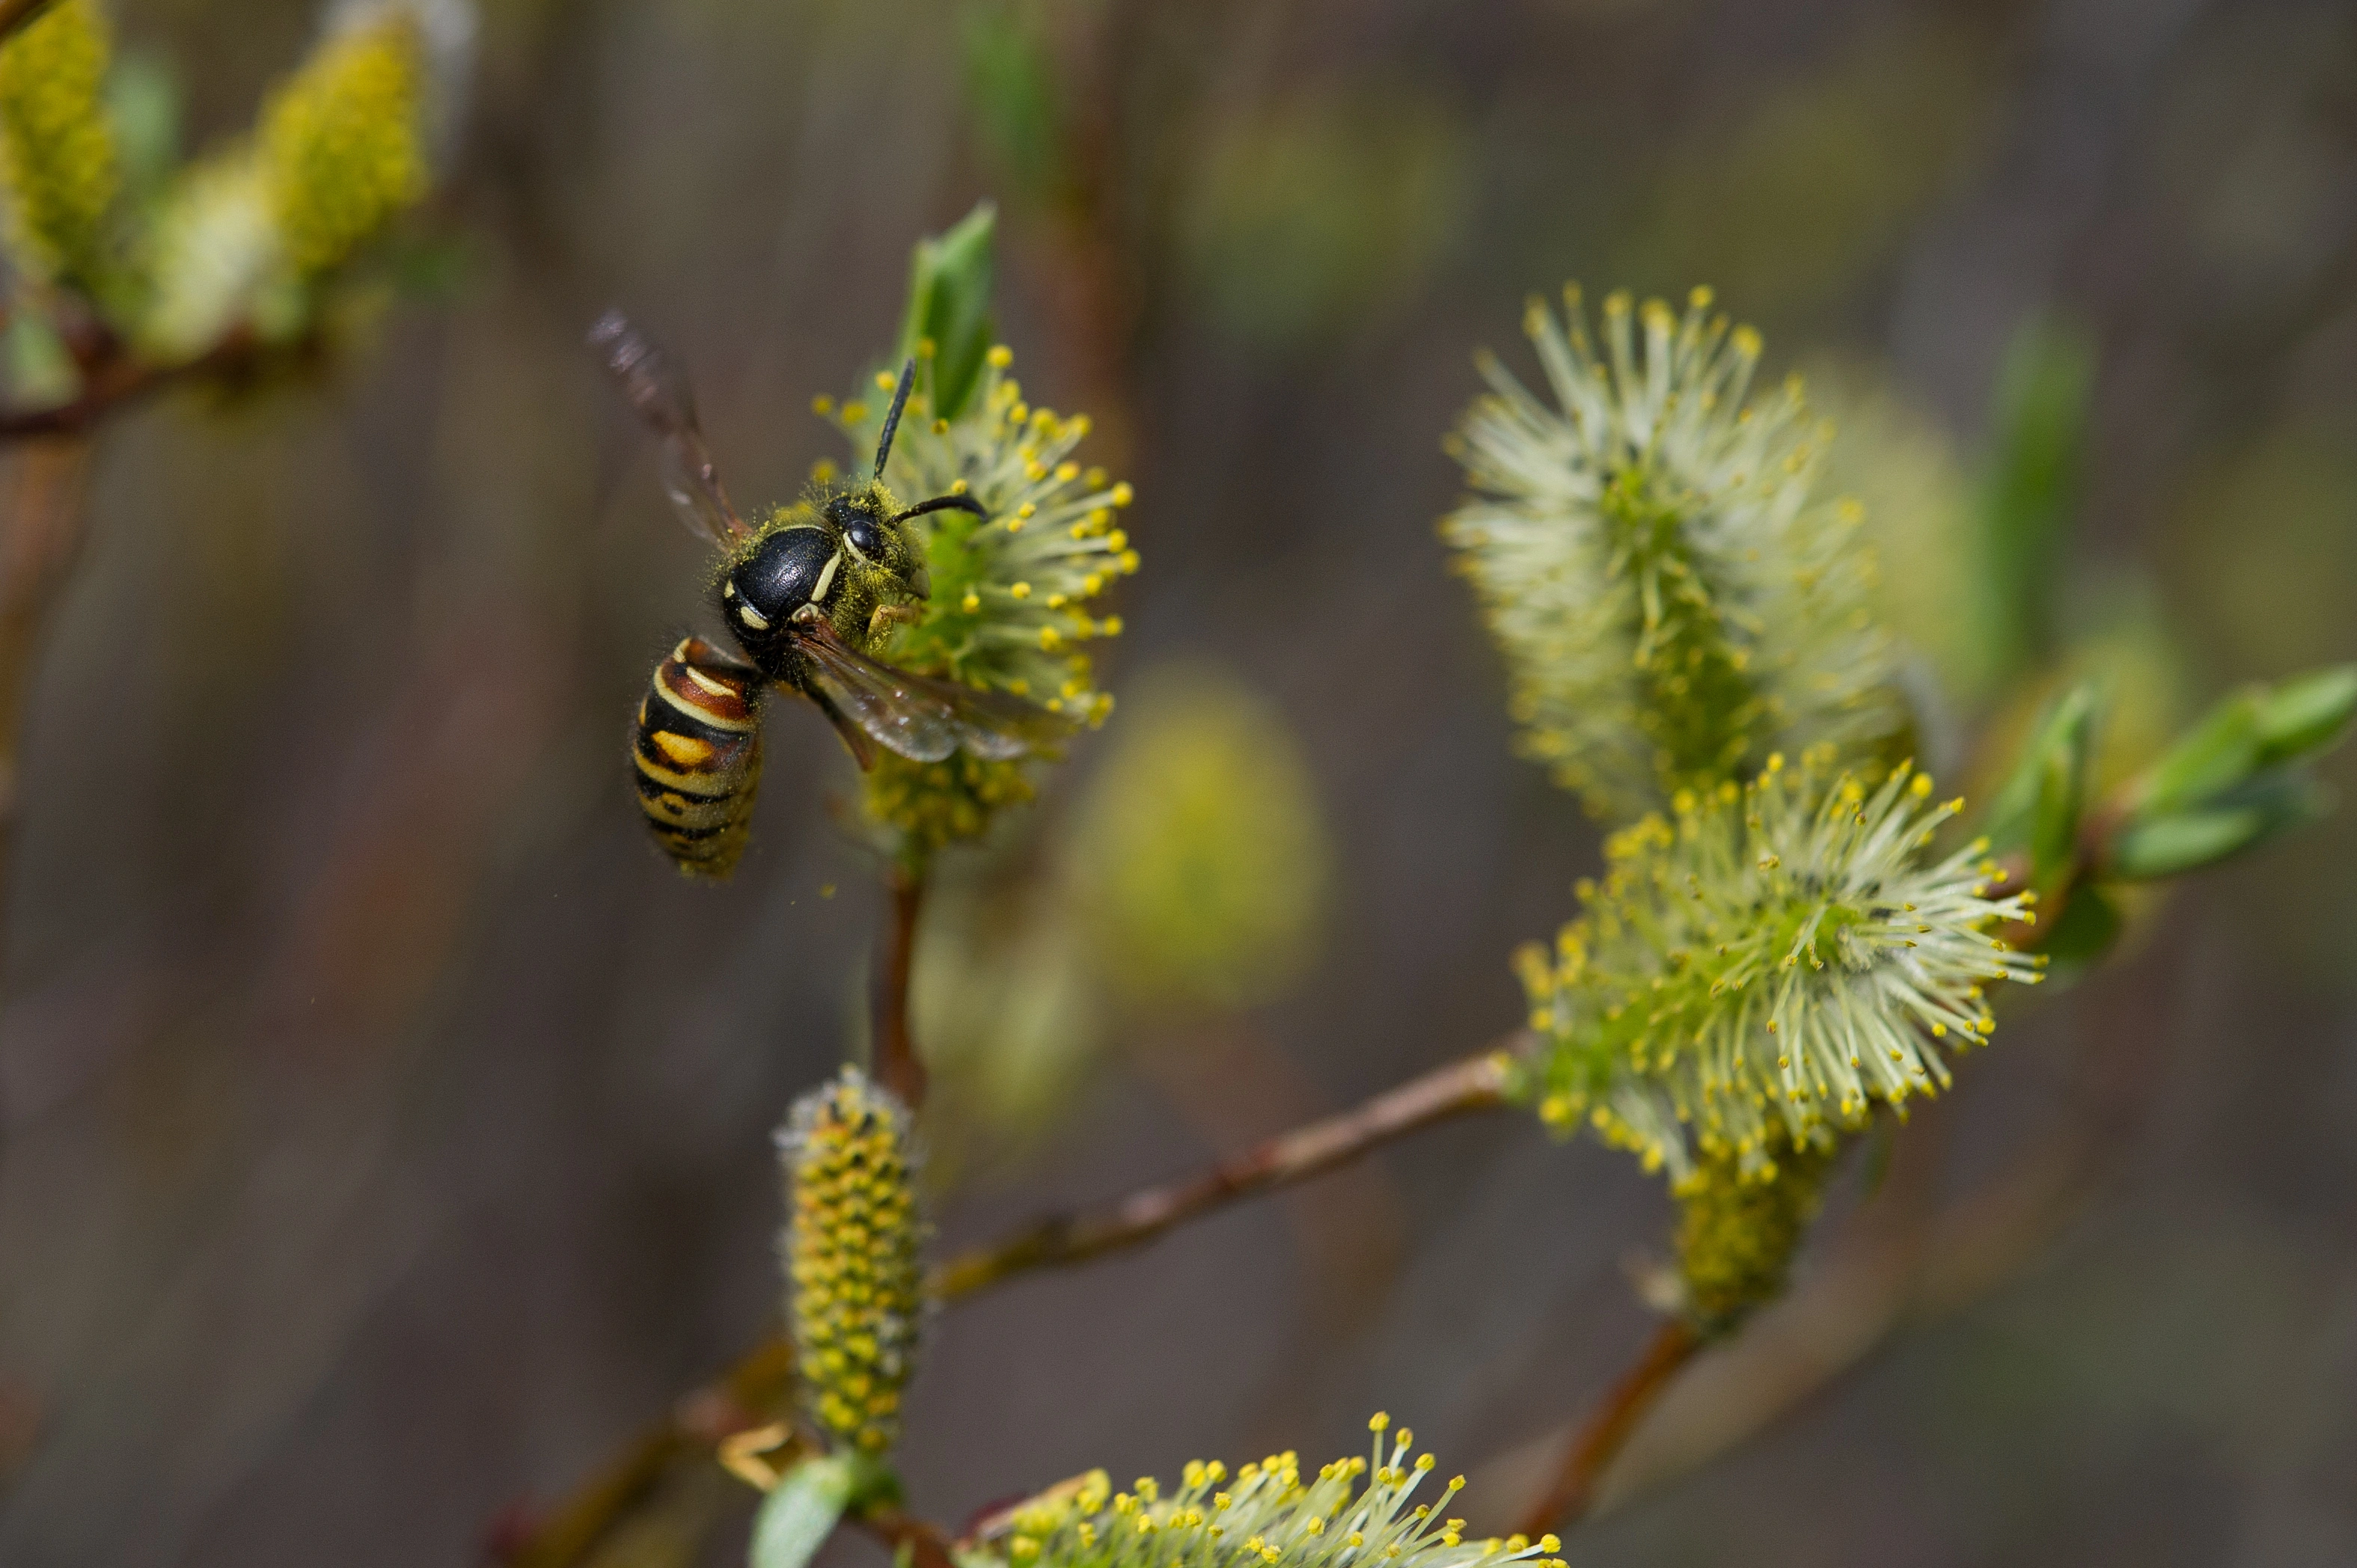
[3,0,2356,1563]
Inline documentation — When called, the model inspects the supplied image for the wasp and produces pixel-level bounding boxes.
[596,311,1073,877]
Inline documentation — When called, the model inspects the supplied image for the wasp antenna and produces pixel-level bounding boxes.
[890,493,988,526]
[874,358,918,480]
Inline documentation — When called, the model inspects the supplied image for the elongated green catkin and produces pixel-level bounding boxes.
[1674,1139,1834,1333]
[777,1068,926,1456]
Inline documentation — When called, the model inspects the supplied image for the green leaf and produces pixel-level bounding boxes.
[2121,664,2357,823]
[1976,316,2097,678]
[2106,771,2331,881]
[2127,687,2264,818]
[2253,664,2357,769]
[748,1456,860,1568]
[1980,683,2097,889]
[897,201,997,425]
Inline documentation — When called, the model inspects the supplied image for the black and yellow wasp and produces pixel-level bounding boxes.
[594,311,1072,877]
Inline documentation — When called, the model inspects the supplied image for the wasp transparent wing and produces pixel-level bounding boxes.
[791,620,1079,766]
[590,310,747,546]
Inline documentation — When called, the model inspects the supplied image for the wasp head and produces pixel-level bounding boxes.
[821,483,932,604]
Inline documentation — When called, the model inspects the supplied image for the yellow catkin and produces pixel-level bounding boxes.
[780,1068,926,1456]
[0,0,118,289]
[980,1424,1565,1568]
[260,16,427,279]
[862,748,1036,861]
[1672,1140,1834,1333]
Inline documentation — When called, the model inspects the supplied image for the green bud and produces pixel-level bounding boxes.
[2127,687,2268,819]
[2107,772,2332,882]
[2107,664,2356,881]
[2253,664,2357,771]
[1978,682,2097,891]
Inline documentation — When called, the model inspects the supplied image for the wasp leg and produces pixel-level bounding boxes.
[867,602,923,640]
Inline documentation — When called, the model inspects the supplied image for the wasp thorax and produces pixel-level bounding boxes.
[724,524,836,652]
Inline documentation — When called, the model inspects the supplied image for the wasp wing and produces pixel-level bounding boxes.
[790,619,1080,766]
[590,310,748,547]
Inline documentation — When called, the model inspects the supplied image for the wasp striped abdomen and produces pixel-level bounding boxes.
[632,637,765,878]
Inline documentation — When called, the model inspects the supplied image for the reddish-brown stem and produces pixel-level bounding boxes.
[500,1339,798,1568]
[0,331,265,444]
[499,1038,1526,1565]
[929,1038,1523,1300]
[1514,1320,1702,1539]
[860,1501,958,1568]
[1506,829,2122,1534]
[874,866,927,1108]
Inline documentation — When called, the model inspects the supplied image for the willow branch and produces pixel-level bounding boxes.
[0,334,257,442]
[1514,1320,1701,1538]
[503,1035,1528,1565]
[503,1339,798,1568]
[1511,833,2118,1534]
[860,1501,958,1568]
[929,1037,1524,1300]
[874,866,928,1107]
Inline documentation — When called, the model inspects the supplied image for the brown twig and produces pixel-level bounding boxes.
[0,437,94,975]
[0,334,260,442]
[0,331,268,1029]
[1503,834,2109,1536]
[0,0,60,46]
[860,1501,958,1568]
[502,1338,798,1568]
[501,1036,1526,1565]
[874,866,928,1108]
[1507,824,2144,1532]
[929,1038,1523,1301]
[1513,1320,1702,1538]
